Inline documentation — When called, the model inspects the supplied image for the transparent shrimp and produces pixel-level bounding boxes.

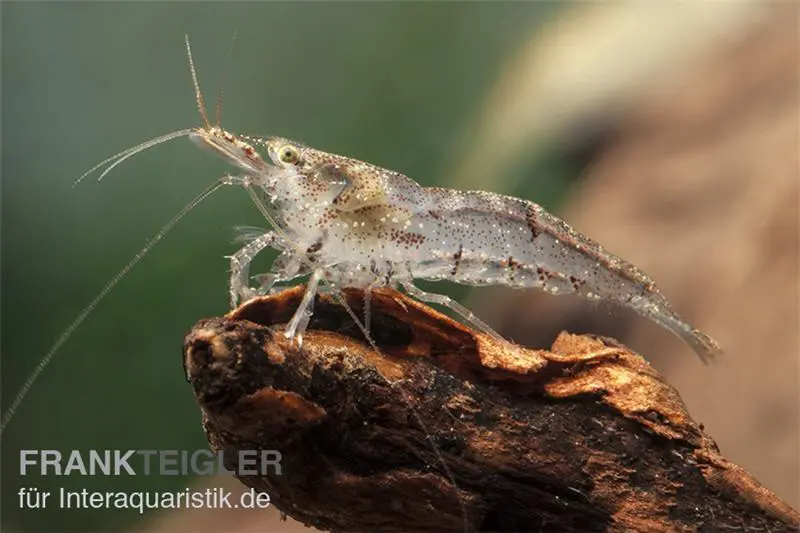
[179,39,721,363]
[197,134,723,363]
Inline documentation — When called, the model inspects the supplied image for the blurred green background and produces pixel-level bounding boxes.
[1,3,576,532]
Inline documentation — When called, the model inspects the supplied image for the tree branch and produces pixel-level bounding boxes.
[183,286,799,532]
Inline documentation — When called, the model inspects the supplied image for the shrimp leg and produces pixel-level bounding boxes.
[401,281,504,341]
[226,231,277,307]
[251,251,310,295]
[285,270,323,345]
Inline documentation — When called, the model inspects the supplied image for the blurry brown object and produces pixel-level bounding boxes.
[181,287,798,532]
[476,5,799,510]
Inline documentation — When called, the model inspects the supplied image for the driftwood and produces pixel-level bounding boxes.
[183,286,799,532]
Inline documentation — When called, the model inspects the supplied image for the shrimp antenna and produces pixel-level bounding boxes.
[215,28,239,128]
[0,178,226,435]
[185,34,211,129]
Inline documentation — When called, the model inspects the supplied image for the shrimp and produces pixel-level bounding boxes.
[193,127,723,364]
[1,33,722,434]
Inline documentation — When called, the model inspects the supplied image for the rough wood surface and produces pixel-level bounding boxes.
[183,287,799,532]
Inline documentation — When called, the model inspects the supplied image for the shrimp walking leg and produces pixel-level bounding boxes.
[251,252,310,295]
[227,231,276,307]
[401,281,504,342]
[362,277,384,336]
[285,270,323,345]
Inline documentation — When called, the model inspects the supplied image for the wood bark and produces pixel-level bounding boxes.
[183,287,799,532]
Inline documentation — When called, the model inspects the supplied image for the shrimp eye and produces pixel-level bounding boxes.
[278,145,300,165]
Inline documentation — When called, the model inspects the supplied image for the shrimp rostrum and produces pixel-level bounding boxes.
[192,125,722,363]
